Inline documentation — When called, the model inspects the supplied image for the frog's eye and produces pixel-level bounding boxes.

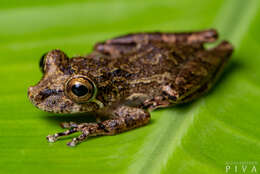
[65,76,96,103]
[39,53,47,73]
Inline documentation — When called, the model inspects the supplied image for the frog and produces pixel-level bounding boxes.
[28,29,233,147]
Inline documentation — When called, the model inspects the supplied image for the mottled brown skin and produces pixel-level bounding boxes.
[28,29,233,146]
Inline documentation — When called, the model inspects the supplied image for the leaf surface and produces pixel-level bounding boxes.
[0,0,259,173]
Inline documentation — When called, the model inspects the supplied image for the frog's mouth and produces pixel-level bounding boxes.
[28,86,100,114]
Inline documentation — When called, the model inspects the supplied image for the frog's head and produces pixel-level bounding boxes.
[28,50,103,113]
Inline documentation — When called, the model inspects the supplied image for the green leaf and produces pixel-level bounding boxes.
[0,0,259,174]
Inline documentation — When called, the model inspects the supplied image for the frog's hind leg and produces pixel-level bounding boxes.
[162,41,233,105]
[99,29,217,45]
[175,41,233,104]
[202,40,233,88]
[94,29,218,56]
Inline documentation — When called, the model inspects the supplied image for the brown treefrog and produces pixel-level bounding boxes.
[28,29,233,146]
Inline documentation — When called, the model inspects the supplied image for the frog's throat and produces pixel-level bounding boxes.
[88,82,104,109]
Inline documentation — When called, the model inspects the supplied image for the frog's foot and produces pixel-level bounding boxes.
[47,123,109,146]
[46,128,78,143]
[46,123,95,146]
[46,106,150,147]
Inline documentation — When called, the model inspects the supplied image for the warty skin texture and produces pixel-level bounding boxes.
[28,29,233,146]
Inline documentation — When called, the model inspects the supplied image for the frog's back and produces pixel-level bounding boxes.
[103,43,208,106]
[112,43,188,78]
[71,31,232,109]
[106,43,195,94]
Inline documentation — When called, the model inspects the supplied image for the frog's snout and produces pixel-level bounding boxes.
[27,85,65,112]
[28,85,44,105]
[27,86,36,103]
[27,85,54,103]
[28,86,32,97]
[28,86,33,94]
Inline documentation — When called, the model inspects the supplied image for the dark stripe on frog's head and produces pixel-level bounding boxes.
[39,88,63,100]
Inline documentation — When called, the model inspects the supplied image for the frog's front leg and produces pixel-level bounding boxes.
[47,106,150,146]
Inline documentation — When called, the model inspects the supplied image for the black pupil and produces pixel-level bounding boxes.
[71,83,89,97]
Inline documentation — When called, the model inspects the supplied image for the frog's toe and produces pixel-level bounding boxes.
[67,133,88,147]
[67,139,77,147]
[46,134,58,143]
